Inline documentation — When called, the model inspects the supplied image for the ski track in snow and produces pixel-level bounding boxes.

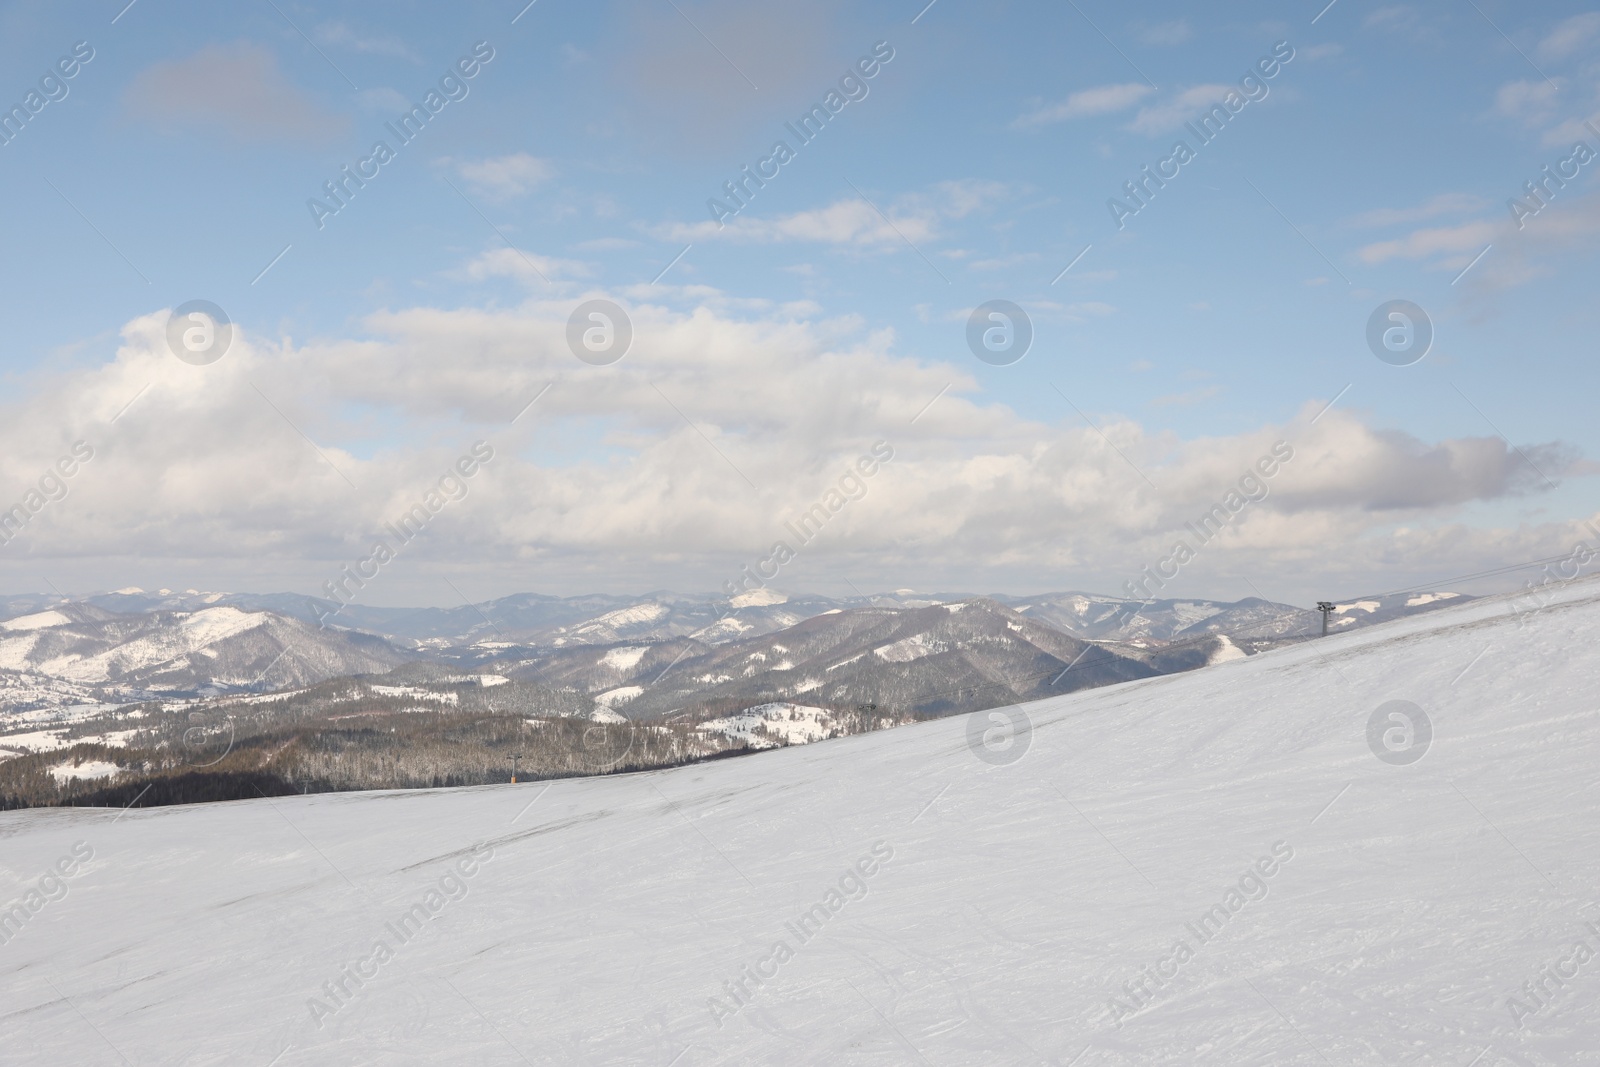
[0,582,1598,1063]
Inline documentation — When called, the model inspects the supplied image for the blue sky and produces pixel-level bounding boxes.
[0,0,1597,606]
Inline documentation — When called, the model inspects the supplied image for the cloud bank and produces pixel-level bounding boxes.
[0,290,1588,602]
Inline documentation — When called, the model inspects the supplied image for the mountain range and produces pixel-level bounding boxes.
[0,585,1473,725]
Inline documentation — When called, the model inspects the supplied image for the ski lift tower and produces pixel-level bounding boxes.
[507,752,523,784]
[1316,602,1336,636]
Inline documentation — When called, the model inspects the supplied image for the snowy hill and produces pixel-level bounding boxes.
[994,589,1475,645]
[505,596,1228,720]
[1,577,1594,1063]
[0,605,412,712]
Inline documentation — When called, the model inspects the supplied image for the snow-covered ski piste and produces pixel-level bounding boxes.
[2,577,1597,1065]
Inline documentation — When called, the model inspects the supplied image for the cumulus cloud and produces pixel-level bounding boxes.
[462,246,591,284]
[1355,185,1600,290]
[1538,12,1600,61]
[1356,219,1498,266]
[0,294,1587,601]
[1492,79,1562,127]
[1137,20,1191,46]
[661,181,1006,246]
[358,87,412,114]
[450,153,555,201]
[1459,187,1600,294]
[124,42,348,144]
[1012,83,1154,129]
[1364,6,1422,33]
[663,198,932,245]
[1348,193,1488,228]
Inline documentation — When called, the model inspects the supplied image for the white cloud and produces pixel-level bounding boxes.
[357,87,412,114]
[0,299,1587,600]
[1137,20,1191,46]
[1459,187,1600,294]
[1128,85,1234,135]
[1357,220,1498,265]
[1492,79,1562,126]
[967,253,1041,272]
[124,42,348,144]
[1348,193,1488,228]
[1364,6,1421,32]
[665,199,934,246]
[925,179,1010,219]
[1350,187,1600,294]
[462,247,591,284]
[451,153,554,201]
[1012,83,1154,129]
[1540,115,1600,148]
[660,181,1006,247]
[1538,12,1600,61]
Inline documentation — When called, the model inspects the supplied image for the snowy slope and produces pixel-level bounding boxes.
[0,580,1597,1064]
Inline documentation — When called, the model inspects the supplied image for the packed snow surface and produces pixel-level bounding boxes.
[1,582,1598,1063]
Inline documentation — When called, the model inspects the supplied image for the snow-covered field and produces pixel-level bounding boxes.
[1,580,1597,1064]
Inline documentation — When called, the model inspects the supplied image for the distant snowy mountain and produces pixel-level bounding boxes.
[503,597,1237,720]
[0,587,1476,720]
[992,589,1474,644]
[0,605,412,713]
[0,586,1473,654]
